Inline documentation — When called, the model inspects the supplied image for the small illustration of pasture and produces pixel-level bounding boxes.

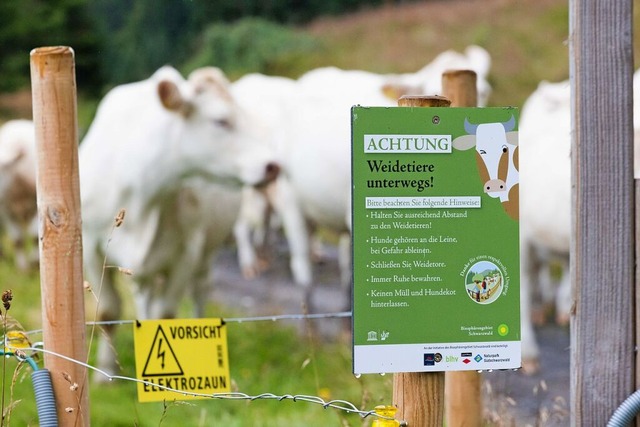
[465,260,503,304]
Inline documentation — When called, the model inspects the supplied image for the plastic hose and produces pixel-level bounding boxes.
[31,369,58,427]
[607,389,640,427]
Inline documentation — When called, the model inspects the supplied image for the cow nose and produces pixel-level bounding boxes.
[484,179,507,193]
[264,162,280,183]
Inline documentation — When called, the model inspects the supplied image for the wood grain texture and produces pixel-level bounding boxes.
[569,1,635,424]
[392,95,451,426]
[442,69,483,427]
[30,46,89,426]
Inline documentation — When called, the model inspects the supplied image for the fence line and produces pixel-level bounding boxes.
[23,310,352,336]
[5,343,396,423]
[13,311,402,422]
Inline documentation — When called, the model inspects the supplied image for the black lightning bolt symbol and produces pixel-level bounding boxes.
[157,338,166,369]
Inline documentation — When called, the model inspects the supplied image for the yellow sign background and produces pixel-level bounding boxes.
[133,318,230,402]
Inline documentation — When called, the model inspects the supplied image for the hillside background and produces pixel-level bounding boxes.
[2,0,640,123]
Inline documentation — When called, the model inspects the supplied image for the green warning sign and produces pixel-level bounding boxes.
[351,106,521,374]
[133,318,230,402]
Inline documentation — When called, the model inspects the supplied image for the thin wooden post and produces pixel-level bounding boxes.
[30,46,89,426]
[442,70,478,109]
[569,0,635,424]
[392,95,450,427]
[442,69,482,427]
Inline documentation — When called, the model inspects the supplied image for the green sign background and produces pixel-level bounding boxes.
[352,106,520,349]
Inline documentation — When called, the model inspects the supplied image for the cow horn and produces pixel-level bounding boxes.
[464,118,478,135]
[502,115,516,132]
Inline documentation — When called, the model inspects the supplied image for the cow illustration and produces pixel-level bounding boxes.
[452,115,519,220]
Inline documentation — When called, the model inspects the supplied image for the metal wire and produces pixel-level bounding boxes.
[24,311,352,336]
[14,312,402,421]
[20,345,393,421]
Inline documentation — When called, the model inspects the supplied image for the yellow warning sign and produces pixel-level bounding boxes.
[133,318,230,402]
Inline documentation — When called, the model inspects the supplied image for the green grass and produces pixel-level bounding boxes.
[0,258,390,426]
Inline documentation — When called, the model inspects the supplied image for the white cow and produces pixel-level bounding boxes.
[228,74,313,285]
[231,46,493,296]
[518,72,640,373]
[517,80,572,373]
[0,120,38,271]
[80,66,280,377]
[297,45,492,108]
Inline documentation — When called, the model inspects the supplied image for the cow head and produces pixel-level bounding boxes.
[155,66,280,188]
[453,115,519,220]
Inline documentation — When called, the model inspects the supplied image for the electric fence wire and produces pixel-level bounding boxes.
[8,343,394,422]
[24,311,353,335]
[13,311,400,422]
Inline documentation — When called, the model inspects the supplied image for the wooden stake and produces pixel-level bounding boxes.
[441,69,483,427]
[398,95,451,108]
[30,46,89,426]
[570,1,635,423]
[442,70,478,109]
[393,95,450,427]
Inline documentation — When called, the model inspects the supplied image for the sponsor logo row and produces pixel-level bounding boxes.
[424,352,508,366]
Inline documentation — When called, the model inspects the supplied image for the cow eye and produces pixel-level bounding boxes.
[479,149,486,155]
[502,145,508,153]
[213,118,233,130]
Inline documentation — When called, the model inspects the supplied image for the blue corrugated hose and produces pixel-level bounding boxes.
[2,348,58,427]
[608,390,640,427]
[30,369,58,426]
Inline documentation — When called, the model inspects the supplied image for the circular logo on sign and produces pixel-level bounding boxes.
[464,259,504,305]
[497,324,509,336]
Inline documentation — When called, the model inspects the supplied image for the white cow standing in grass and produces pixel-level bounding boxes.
[230,46,493,302]
[80,66,280,378]
[0,120,38,271]
[229,74,312,284]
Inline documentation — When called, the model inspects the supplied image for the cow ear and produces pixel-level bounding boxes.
[506,131,519,146]
[452,135,477,151]
[158,80,190,114]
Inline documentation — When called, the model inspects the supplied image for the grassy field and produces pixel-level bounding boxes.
[0,264,392,426]
[1,0,639,425]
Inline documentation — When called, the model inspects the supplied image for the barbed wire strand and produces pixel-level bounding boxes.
[7,343,396,422]
[10,311,399,422]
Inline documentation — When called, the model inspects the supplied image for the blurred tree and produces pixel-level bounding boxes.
[96,0,196,85]
[0,0,402,93]
[0,0,104,93]
[189,0,386,25]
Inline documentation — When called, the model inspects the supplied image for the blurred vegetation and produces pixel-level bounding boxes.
[2,0,639,121]
[183,17,321,80]
[0,0,390,97]
[0,0,104,93]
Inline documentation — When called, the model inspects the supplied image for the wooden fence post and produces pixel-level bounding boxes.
[569,0,635,424]
[442,69,483,427]
[30,46,90,426]
[392,95,450,427]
